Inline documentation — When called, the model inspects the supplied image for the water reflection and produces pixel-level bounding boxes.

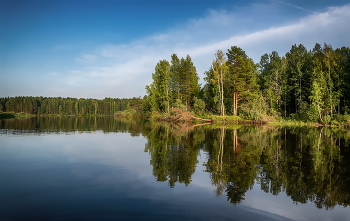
[144,123,202,187]
[143,123,350,210]
[258,127,350,210]
[0,116,147,135]
[1,117,350,211]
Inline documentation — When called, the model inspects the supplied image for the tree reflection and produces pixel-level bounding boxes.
[0,116,148,135]
[1,117,350,208]
[143,122,350,209]
[203,126,264,204]
[259,127,350,209]
[144,122,203,187]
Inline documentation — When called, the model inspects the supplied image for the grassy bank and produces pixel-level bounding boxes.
[149,111,350,127]
[2,110,350,128]
[268,119,322,127]
[267,118,350,127]
[196,115,266,125]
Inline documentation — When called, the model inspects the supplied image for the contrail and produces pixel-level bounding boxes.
[272,0,319,14]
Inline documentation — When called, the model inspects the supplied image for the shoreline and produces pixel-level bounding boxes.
[1,112,350,128]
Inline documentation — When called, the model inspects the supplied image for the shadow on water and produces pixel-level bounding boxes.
[0,113,15,119]
[1,116,350,210]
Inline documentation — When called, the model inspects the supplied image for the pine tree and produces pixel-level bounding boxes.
[146,60,171,113]
[226,46,259,116]
[285,44,310,116]
[259,51,288,116]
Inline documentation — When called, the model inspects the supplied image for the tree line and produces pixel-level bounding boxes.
[0,96,144,115]
[146,43,350,123]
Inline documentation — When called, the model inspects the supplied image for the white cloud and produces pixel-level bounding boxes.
[70,4,350,99]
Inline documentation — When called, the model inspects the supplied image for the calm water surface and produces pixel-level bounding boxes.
[0,117,350,221]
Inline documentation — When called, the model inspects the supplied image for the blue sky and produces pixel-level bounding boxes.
[1,0,350,99]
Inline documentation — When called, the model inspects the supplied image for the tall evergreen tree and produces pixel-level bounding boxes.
[226,46,259,116]
[203,67,220,114]
[260,51,288,116]
[170,54,182,102]
[308,43,340,122]
[285,44,311,116]
[146,60,171,113]
[335,46,350,112]
[181,55,200,109]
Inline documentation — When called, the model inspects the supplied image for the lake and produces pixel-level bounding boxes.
[1,116,350,221]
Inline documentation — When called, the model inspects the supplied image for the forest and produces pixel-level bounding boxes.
[146,43,350,124]
[0,96,144,116]
[1,42,350,124]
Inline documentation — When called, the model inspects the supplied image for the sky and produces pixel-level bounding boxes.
[1,0,350,99]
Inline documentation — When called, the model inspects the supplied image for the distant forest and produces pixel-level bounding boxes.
[0,97,144,116]
[1,43,350,123]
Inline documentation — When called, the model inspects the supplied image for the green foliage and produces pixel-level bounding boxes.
[336,47,350,109]
[0,96,140,116]
[204,46,261,118]
[226,46,260,116]
[146,54,200,113]
[259,43,350,123]
[322,115,332,125]
[173,98,186,111]
[238,93,268,120]
[259,51,288,116]
[332,114,350,124]
[146,60,171,113]
[193,97,205,115]
[203,68,220,114]
[212,50,228,116]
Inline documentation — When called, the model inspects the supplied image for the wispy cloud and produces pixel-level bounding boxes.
[76,54,98,64]
[70,3,350,98]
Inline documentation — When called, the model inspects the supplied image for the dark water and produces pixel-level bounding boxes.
[0,117,350,221]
